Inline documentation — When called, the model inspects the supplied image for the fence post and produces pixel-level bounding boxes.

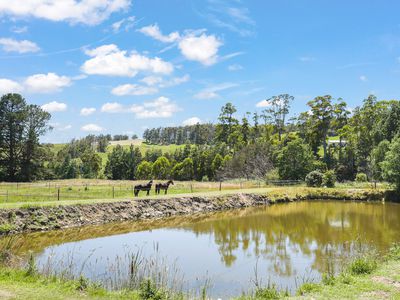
[219,181,222,191]
[6,190,8,202]
[57,188,60,201]
[112,186,115,198]
[190,184,193,193]
[240,181,242,189]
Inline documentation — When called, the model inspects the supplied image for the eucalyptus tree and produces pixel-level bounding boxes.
[262,94,294,141]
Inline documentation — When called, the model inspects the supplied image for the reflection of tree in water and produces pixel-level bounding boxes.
[185,201,400,276]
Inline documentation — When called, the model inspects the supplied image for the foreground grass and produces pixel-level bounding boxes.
[1,246,400,299]
[0,267,142,300]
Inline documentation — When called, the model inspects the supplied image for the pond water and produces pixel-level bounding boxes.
[3,201,400,298]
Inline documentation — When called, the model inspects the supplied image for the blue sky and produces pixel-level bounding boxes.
[0,0,400,143]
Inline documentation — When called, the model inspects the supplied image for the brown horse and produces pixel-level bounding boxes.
[134,180,153,196]
[155,180,174,195]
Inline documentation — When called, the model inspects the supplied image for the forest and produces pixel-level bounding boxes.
[1,92,400,190]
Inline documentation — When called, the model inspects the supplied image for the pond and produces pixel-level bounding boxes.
[3,200,400,298]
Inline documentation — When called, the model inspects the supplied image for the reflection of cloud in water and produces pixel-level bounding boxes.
[328,219,350,228]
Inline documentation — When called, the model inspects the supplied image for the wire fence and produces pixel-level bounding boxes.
[0,179,301,204]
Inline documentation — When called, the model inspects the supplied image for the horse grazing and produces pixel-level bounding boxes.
[155,180,174,195]
[134,180,153,197]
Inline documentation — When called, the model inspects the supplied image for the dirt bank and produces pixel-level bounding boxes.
[0,189,387,235]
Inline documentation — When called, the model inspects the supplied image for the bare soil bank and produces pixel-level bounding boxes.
[0,189,388,235]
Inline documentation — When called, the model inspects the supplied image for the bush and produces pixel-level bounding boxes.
[355,172,368,182]
[323,170,336,188]
[305,171,323,187]
[296,283,320,296]
[348,257,377,275]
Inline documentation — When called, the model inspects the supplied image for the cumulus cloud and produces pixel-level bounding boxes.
[0,38,40,53]
[140,74,190,88]
[140,76,163,86]
[41,101,67,112]
[81,123,104,132]
[194,82,238,99]
[81,44,174,77]
[255,99,270,108]
[138,24,180,43]
[138,24,223,66]
[111,84,158,96]
[0,0,130,25]
[178,33,222,66]
[101,102,124,113]
[182,117,201,126]
[130,96,181,118]
[360,75,368,82]
[24,73,72,93]
[0,78,23,94]
[80,107,96,116]
[50,122,72,131]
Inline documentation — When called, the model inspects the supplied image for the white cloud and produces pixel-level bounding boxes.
[24,73,72,93]
[160,74,190,87]
[80,107,96,116]
[140,74,190,88]
[360,75,368,82]
[101,102,124,113]
[228,64,243,71]
[194,91,219,99]
[194,82,238,99]
[0,78,23,94]
[138,24,180,43]
[178,33,222,65]
[130,96,181,119]
[111,84,158,96]
[11,26,28,34]
[140,76,163,86]
[256,99,271,108]
[182,117,202,126]
[0,0,130,25]
[81,44,174,77]
[0,38,40,53]
[50,122,71,131]
[112,16,135,32]
[81,123,104,132]
[41,101,67,112]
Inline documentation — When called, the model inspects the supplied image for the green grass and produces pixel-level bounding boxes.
[0,267,142,300]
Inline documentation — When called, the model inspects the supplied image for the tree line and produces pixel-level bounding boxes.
[2,92,400,191]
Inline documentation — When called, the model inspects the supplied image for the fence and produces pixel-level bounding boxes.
[0,179,280,204]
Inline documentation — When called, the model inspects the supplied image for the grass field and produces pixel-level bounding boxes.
[0,179,388,209]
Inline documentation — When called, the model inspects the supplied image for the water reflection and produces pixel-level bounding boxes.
[2,201,400,298]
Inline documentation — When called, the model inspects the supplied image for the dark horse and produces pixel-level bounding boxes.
[155,180,174,195]
[134,180,153,196]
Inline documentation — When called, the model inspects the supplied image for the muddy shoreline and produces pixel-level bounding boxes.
[0,189,387,235]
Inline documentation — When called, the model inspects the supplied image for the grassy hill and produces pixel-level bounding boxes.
[51,139,186,168]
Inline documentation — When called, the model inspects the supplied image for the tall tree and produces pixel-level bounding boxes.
[216,103,238,145]
[0,94,51,181]
[262,94,294,141]
[307,95,334,161]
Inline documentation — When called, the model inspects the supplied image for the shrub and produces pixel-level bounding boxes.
[323,170,336,188]
[296,282,320,296]
[254,285,280,299]
[139,279,165,300]
[305,171,323,187]
[348,257,377,275]
[355,172,368,183]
